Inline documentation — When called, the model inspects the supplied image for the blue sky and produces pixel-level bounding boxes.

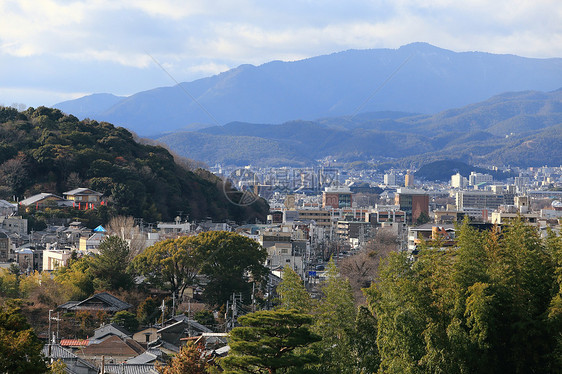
[1,0,561,108]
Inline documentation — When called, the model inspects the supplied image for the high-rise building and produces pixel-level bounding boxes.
[456,190,513,210]
[384,171,396,186]
[451,172,468,189]
[405,171,414,187]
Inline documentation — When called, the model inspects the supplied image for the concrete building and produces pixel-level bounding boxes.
[42,248,73,271]
[0,231,11,262]
[384,171,397,186]
[451,173,468,189]
[456,191,513,210]
[405,171,414,187]
[468,172,493,186]
[395,188,429,223]
[322,186,352,209]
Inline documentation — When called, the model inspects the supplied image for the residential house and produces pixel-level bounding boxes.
[63,188,103,209]
[58,292,132,314]
[19,193,72,210]
[42,344,98,374]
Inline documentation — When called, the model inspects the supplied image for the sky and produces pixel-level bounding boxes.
[1,0,561,108]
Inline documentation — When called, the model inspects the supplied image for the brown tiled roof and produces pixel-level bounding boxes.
[60,339,90,347]
[81,336,145,357]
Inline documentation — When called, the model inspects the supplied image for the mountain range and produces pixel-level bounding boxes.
[156,88,562,167]
[54,43,562,137]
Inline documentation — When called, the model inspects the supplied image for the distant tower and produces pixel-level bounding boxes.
[405,171,414,187]
[384,171,396,186]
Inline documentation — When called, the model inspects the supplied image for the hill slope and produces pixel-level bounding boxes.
[157,89,562,167]
[0,106,268,223]
[54,43,562,136]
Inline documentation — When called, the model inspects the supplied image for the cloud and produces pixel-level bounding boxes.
[0,0,561,106]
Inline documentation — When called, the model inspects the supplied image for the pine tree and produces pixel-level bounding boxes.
[220,309,321,374]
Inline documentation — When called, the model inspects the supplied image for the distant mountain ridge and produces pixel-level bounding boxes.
[156,89,562,167]
[54,43,562,136]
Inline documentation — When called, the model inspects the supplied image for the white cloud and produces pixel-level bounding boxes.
[1,0,561,106]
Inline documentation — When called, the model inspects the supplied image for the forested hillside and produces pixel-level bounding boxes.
[158,89,562,167]
[0,106,268,224]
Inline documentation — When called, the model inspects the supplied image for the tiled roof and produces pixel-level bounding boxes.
[60,339,90,347]
[60,292,132,312]
[102,364,158,374]
[19,193,65,206]
[81,336,145,357]
[93,323,132,340]
[64,188,103,196]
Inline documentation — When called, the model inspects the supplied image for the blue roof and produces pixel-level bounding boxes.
[94,225,106,232]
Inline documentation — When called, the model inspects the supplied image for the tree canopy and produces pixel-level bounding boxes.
[134,231,268,307]
[365,219,562,373]
[0,105,268,224]
[220,309,321,374]
[0,304,48,373]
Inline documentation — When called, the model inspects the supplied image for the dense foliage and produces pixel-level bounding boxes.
[133,231,269,307]
[220,309,321,374]
[0,106,268,223]
[0,303,48,373]
[366,219,562,373]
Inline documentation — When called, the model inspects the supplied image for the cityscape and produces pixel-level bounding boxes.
[1,1,562,373]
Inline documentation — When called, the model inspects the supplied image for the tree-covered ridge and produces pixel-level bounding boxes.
[158,89,562,167]
[0,106,268,223]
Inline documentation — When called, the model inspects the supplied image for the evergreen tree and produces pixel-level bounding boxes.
[0,304,48,373]
[277,266,312,312]
[365,218,561,373]
[157,341,208,374]
[314,258,357,374]
[353,306,380,374]
[220,309,321,374]
[90,235,134,291]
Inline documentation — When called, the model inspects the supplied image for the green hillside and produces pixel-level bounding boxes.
[0,106,268,224]
[157,89,562,167]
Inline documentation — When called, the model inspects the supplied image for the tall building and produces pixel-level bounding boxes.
[468,172,493,186]
[405,171,414,187]
[456,190,513,210]
[384,171,397,186]
[451,172,468,189]
[395,188,429,223]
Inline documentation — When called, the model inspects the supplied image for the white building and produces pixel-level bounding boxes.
[451,173,468,189]
[468,172,493,186]
[384,172,397,186]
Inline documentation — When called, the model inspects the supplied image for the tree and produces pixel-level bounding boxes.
[220,309,321,374]
[0,304,48,373]
[53,255,94,300]
[90,235,134,291]
[107,215,146,258]
[353,306,380,374]
[111,311,139,333]
[364,218,561,374]
[276,266,312,312]
[133,236,200,299]
[137,296,161,326]
[189,231,268,307]
[314,259,357,374]
[157,341,208,374]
